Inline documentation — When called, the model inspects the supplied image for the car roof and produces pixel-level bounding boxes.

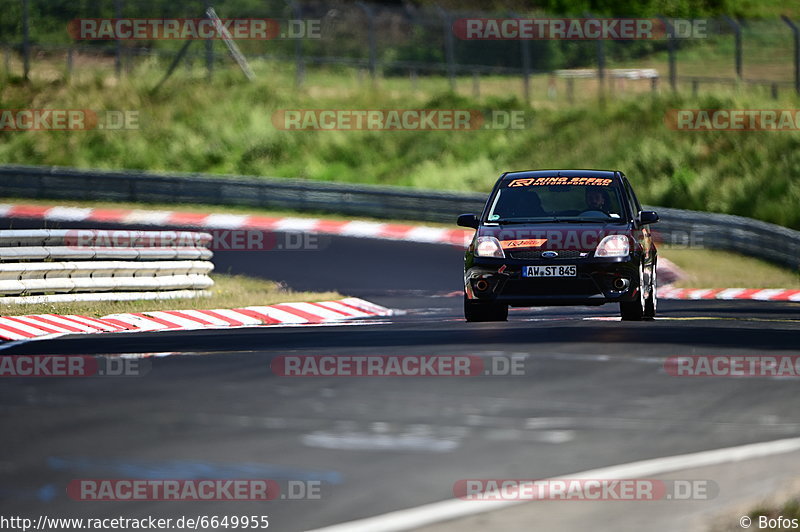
[500,169,621,180]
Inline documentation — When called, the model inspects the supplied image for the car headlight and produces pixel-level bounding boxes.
[595,235,630,257]
[475,236,505,258]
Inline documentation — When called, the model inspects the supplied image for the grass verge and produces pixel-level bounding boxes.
[2,61,800,229]
[741,499,800,531]
[663,246,800,289]
[0,274,342,318]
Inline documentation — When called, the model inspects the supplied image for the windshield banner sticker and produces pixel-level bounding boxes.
[507,177,613,187]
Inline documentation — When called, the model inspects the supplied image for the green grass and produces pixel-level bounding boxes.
[664,246,800,288]
[0,274,341,318]
[2,58,800,230]
[739,499,800,531]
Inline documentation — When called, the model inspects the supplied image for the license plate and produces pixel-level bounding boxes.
[522,265,577,277]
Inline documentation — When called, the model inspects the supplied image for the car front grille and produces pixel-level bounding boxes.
[508,249,584,260]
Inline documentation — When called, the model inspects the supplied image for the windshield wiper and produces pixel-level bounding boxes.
[494,218,562,224]
[556,218,618,224]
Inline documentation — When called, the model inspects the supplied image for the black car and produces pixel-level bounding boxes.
[457,170,659,321]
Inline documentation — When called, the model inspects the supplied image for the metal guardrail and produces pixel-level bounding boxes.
[0,165,482,223]
[0,164,797,271]
[0,227,214,303]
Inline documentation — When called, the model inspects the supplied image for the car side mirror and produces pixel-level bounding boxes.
[457,213,479,229]
[640,211,659,225]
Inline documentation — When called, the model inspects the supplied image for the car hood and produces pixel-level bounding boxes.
[477,222,634,252]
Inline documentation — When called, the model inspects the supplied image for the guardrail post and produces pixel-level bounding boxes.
[782,16,800,95]
[114,0,123,77]
[436,5,457,91]
[722,16,742,80]
[21,0,30,81]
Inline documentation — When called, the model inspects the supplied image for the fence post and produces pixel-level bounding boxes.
[205,0,214,79]
[781,16,800,96]
[692,78,698,96]
[114,0,123,77]
[290,1,304,87]
[22,0,30,80]
[771,83,779,99]
[436,5,456,91]
[657,17,677,91]
[511,11,531,103]
[66,47,73,81]
[356,2,377,83]
[567,77,574,103]
[595,41,606,104]
[585,13,605,104]
[722,16,742,80]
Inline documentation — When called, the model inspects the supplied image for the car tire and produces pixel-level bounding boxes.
[644,263,657,320]
[464,296,508,322]
[620,264,646,321]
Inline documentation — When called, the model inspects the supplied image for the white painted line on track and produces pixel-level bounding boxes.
[307,436,800,532]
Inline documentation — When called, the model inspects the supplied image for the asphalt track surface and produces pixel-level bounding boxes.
[1,217,799,531]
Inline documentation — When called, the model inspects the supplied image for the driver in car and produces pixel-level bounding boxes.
[584,187,611,214]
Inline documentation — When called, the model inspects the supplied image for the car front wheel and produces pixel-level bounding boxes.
[644,263,657,319]
[620,265,647,321]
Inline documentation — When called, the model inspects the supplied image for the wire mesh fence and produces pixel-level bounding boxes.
[1,0,799,102]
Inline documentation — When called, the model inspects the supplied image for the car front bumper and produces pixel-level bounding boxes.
[464,254,643,306]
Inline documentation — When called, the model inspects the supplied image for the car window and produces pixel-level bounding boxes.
[622,177,642,216]
[486,177,626,222]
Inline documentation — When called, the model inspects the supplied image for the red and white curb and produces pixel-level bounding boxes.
[0,203,473,247]
[2,203,797,303]
[0,297,392,341]
[658,287,800,302]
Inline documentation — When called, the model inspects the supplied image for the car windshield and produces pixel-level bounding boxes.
[486,177,627,223]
